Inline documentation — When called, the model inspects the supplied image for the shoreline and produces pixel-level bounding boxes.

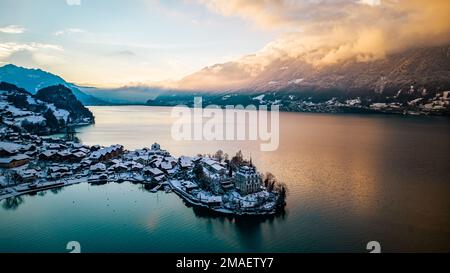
[1,177,281,217]
[0,136,284,216]
[84,103,450,118]
[168,179,278,216]
[0,177,86,202]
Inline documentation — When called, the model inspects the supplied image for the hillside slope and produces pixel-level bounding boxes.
[0,82,94,134]
[179,45,450,96]
[0,64,105,105]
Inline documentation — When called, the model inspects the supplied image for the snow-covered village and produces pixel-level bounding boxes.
[0,83,287,216]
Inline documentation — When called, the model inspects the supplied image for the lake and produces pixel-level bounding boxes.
[1,106,449,252]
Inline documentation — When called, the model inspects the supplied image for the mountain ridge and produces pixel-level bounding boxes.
[178,45,450,96]
[0,82,95,134]
[0,64,106,106]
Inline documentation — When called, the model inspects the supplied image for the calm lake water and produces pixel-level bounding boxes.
[1,106,449,252]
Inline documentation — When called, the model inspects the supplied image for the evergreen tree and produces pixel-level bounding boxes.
[43,109,59,130]
[193,163,209,190]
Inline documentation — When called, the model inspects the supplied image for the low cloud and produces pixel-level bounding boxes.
[0,42,63,59]
[54,28,86,36]
[66,0,81,6]
[113,50,136,57]
[358,0,381,6]
[198,0,450,63]
[0,25,26,34]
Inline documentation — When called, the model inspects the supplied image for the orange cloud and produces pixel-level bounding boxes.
[201,0,450,58]
[178,0,450,90]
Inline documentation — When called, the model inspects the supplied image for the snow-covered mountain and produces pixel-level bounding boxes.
[178,45,450,97]
[0,64,105,105]
[144,45,450,116]
[0,82,94,134]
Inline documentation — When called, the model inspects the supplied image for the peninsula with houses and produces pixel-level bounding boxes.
[0,82,287,216]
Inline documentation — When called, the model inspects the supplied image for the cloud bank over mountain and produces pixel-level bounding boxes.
[176,0,450,90]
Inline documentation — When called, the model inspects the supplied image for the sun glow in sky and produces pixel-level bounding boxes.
[0,0,279,87]
[0,0,449,88]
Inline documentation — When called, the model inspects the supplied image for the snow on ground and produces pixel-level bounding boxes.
[370,103,388,109]
[6,105,34,117]
[0,101,8,109]
[26,96,38,105]
[253,94,265,103]
[15,115,46,125]
[288,78,304,84]
[0,176,7,187]
[179,156,193,168]
[47,104,70,121]
[408,98,423,105]
[346,98,361,106]
[0,141,23,152]
[197,191,222,204]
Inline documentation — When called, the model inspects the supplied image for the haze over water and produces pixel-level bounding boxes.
[1,106,449,252]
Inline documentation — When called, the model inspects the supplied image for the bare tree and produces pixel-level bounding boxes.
[263,172,276,191]
[230,150,244,170]
[275,182,288,208]
[214,149,224,162]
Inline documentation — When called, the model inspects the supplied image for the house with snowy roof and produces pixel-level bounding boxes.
[108,162,128,172]
[39,150,58,161]
[152,174,166,183]
[89,144,124,162]
[0,141,21,156]
[143,167,164,177]
[80,159,93,167]
[178,156,194,170]
[0,154,30,168]
[160,161,174,172]
[130,162,144,171]
[201,157,226,175]
[90,163,107,173]
[17,169,39,182]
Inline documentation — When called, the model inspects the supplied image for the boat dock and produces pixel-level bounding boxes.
[0,177,87,202]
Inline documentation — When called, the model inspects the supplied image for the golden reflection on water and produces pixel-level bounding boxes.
[76,106,450,251]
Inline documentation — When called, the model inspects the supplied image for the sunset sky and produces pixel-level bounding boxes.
[0,0,449,87]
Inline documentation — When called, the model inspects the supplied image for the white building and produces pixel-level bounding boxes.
[201,157,226,175]
[234,166,261,195]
